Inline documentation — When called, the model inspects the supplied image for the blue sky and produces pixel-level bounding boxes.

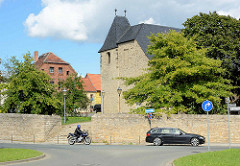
[1,0,240,76]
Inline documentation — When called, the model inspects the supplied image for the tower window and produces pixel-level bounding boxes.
[107,52,111,64]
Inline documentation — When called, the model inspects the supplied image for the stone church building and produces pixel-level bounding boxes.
[99,15,180,114]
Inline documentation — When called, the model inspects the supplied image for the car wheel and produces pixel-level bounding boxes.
[153,138,162,146]
[190,137,199,146]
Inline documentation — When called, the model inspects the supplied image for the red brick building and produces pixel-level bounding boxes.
[34,51,76,85]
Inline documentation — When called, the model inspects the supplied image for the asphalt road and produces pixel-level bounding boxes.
[1,143,239,166]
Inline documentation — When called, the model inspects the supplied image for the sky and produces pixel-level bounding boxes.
[0,0,240,76]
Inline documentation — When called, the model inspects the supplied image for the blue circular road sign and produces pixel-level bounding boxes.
[202,100,213,112]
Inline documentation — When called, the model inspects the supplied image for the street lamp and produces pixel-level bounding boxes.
[63,88,67,123]
[101,90,105,114]
[117,86,122,114]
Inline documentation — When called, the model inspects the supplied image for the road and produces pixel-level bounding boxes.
[1,143,239,166]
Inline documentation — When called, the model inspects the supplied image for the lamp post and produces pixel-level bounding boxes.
[117,86,122,114]
[63,88,67,124]
[101,90,105,114]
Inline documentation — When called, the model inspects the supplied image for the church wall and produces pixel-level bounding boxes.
[101,40,149,113]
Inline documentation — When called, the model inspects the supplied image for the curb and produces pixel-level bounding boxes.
[166,160,175,166]
[0,154,46,165]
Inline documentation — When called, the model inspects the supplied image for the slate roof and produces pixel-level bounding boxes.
[98,16,181,59]
[81,74,101,92]
[98,16,130,53]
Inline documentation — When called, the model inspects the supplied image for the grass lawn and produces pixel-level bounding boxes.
[174,149,240,166]
[62,116,91,125]
[0,148,43,162]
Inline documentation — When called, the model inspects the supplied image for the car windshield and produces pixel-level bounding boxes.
[178,128,186,134]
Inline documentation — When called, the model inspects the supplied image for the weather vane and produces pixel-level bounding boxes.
[115,9,117,16]
[124,9,127,16]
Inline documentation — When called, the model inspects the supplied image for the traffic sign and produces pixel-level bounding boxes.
[145,108,155,113]
[202,100,213,112]
[148,113,152,120]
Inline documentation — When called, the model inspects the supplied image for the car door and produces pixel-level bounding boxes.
[159,128,173,143]
[171,128,188,144]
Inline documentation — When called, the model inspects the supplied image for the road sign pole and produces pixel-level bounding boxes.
[202,100,213,152]
[207,111,210,151]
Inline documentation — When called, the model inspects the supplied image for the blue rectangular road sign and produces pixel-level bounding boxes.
[145,108,155,113]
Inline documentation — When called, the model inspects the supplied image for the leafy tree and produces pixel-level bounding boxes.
[122,31,233,115]
[182,11,240,105]
[57,74,89,116]
[1,53,61,114]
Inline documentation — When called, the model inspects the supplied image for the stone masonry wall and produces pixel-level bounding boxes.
[91,113,240,144]
[0,113,61,142]
[100,40,149,114]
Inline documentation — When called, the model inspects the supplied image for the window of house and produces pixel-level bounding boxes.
[107,52,111,64]
[50,67,54,73]
[58,67,63,73]
[66,71,69,75]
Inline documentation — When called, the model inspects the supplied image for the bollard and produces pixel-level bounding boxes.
[33,135,35,143]
[11,135,13,143]
[57,135,59,144]
[139,136,140,145]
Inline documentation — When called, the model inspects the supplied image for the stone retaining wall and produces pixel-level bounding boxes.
[90,113,240,144]
[0,113,61,142]
[1,113,240,144]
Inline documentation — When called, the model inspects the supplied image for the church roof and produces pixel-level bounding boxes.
[98,16,181,59]
[98,16,130,53]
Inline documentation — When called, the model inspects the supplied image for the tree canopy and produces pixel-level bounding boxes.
[182,11,240,105]
[122,31,233,115]
[57,74,89,116]
[1,54,61,114]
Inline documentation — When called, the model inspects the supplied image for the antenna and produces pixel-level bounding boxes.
[115,9,117,16]
[124,9,127,17]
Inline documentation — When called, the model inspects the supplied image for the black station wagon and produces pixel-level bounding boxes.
[146,127,205,146]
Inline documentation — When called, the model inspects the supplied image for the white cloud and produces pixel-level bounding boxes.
[139,18,160,25]
[218,7,240,19]
[24,0,240,42]
[25,0,93,41]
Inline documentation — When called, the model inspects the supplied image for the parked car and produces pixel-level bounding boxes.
[94,104,101,113]
[146,127,205,146]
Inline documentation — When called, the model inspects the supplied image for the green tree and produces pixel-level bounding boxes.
[122,31,233,115]
[182,11,240,105]
[57,74,89,116]
[1,53,61,114]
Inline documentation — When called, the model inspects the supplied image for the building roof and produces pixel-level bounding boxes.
[98,16,130,53]
[35,52,69,68]
[81,74,101,92]
[98,16,181,59]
